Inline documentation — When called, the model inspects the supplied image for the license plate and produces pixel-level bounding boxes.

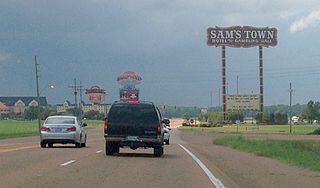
[55,128,62,132]
[126,136,138,141]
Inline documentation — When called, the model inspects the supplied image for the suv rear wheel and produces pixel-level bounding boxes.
[106,142,119,155]
[153,146,164,157]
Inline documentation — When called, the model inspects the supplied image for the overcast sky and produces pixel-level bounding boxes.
[1,0,320,107]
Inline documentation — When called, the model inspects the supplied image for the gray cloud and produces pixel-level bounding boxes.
[0,52,16,65]
[290,10,320,33]
[1,1,320,106]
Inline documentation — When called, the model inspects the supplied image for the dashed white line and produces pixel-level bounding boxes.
[61,160,76,167]
[179,144,225,188]
[96,150,103,154]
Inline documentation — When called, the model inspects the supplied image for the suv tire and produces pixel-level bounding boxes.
[106,141,114,155]
[154,146,164,157]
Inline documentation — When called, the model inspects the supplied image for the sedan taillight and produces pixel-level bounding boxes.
[40,126,50,132]
[67,126,77,131]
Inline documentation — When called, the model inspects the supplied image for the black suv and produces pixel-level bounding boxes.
[104,101,164,157]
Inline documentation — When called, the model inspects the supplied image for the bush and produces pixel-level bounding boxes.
[182,122,189,126]
[83,110,105,120]
[309,128,320,135]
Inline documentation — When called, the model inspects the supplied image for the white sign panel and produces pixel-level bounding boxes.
[226,94,260,111]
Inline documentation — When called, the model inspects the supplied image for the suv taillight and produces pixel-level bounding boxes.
[104,118,108,130]
[156,121,161,133]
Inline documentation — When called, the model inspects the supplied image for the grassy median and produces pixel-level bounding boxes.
[0,120,104,140]
[214,136,320,172]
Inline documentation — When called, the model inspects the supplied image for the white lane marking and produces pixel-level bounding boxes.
[61,160,76,167]
[96,150,103,153]
[179,144,225,188]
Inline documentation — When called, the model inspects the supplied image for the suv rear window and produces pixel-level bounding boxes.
[108,103,158,124]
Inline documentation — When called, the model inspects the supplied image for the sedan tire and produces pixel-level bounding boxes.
[75,143,81,148]
[40,141,46,148]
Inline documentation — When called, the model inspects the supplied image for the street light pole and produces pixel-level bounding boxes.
[35,56,41,132]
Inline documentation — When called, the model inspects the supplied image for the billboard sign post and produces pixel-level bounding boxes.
[207,26,277,120]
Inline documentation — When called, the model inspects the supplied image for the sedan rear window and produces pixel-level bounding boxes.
[45,117,75,125]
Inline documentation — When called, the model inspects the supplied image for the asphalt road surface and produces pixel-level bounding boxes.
[0,128,217,188]
[1,127,320,188]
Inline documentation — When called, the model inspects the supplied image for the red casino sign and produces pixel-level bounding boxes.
[85,86,106,104]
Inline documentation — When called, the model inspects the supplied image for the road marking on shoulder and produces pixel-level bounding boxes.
[0,143,39,153]
[96,150,103,153]
[61,160,76,167]
[179,144,225,188]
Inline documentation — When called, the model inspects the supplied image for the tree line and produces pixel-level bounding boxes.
[2,100,319,124]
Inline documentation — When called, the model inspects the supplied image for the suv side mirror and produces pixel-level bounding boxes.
[83,123,88,127]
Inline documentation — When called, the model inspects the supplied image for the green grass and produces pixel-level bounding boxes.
[0,120,104,140]
[214,136,320,172]
[83,120,104,128]
[0,120,39,139]
[179,124,320,135]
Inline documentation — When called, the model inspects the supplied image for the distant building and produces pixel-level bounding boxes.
[56,100,110,115]
[0,102,10,115]
[243,117,257,124]
[0,97,48,115]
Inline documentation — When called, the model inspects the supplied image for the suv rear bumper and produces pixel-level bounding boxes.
[105,135,163,147]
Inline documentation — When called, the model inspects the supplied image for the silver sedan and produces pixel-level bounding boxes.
[40,116,87,148]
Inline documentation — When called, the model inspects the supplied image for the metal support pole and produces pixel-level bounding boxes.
[259,46,264,113]
[222,46,227,120]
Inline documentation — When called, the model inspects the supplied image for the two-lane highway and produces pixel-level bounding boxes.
[0,128,220,188]
[3,127,320,188]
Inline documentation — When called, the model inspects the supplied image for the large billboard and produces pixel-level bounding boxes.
[207,26,277,48]
[85,86,106,104]
[226,94,260,112]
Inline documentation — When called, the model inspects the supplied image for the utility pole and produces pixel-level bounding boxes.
[79,80,85,118]
[35,56,41,132]
[289,82,293,134]
[69,78,78,117]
